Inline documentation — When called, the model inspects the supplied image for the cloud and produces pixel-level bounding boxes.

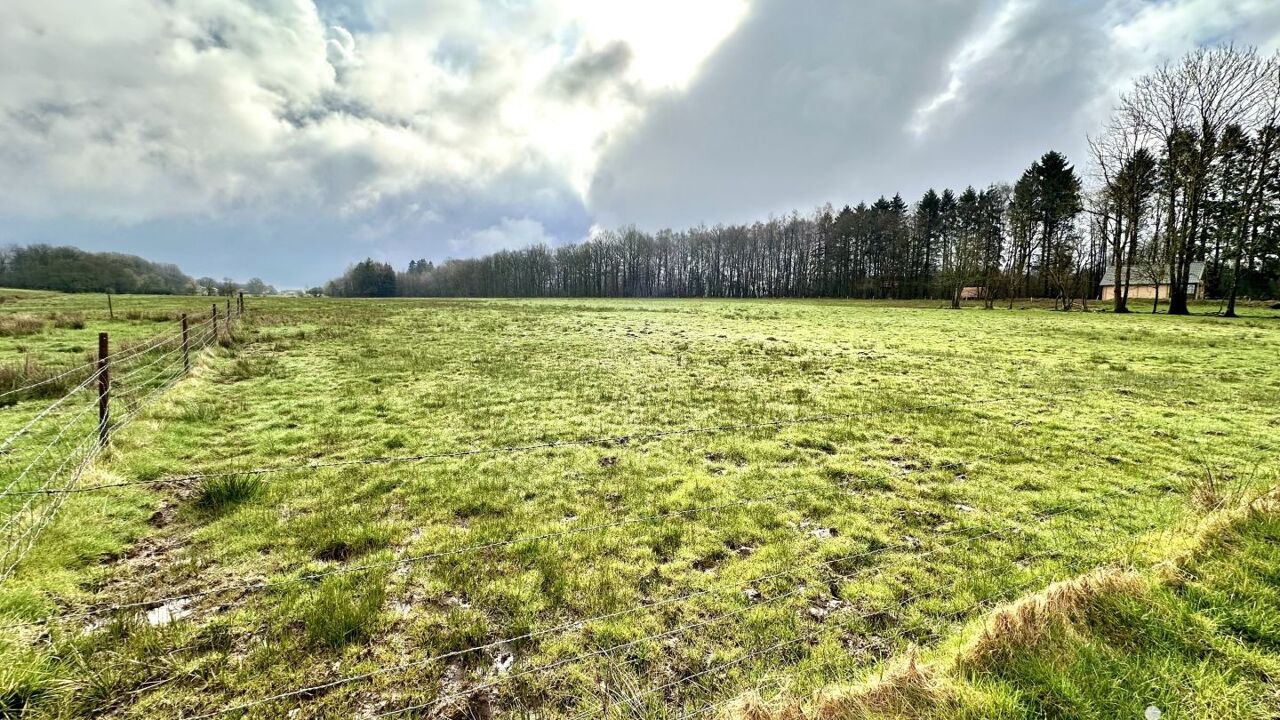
[453,217,560,256]
[0,0,1276,288]
[587,0,1280,232]
[0,0,746,225]
[548,41,633,100]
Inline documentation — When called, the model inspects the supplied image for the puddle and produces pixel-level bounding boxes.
[145,599,191,626]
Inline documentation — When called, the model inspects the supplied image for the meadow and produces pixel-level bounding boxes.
[0,292,1279,719]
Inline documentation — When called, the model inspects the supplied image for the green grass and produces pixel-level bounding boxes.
[0,292,1277,718]
[734,497,1280,719]
[194,476,265,515]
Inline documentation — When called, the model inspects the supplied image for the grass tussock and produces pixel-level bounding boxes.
[50,312,85,330]
[194,475,264,513]
[0,357,91,404]
[0,315,45,337]
[294,571,387,649]
[1155,486,1280,577]
[216,354,274,383]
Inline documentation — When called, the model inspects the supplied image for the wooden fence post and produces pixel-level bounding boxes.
[237,291,244,317]
[181,313,190,374]
[107,293,114,320]
[97,332,110,447]
[225,299,231,333]
[212,303,218,339]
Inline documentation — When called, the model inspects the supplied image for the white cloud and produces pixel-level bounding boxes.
[452,217,558,255]
[0,0,748,226]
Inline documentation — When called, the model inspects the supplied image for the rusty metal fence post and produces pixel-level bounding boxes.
[97,332,110,446]
[181,313,190,374]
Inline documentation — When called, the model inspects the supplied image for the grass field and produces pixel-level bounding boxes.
[1,293,1279,719]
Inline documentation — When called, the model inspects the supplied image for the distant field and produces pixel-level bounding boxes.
[1,293,1279,718]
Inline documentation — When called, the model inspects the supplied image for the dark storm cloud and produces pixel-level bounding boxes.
[586,0,1280,230]
[586,0,995,228]
[548,41,633,99]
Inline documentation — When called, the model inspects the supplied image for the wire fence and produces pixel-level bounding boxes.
[183,475,1146,720]
[0,305,238,580]
[0,445,1059,632]
[0,383,1100,498]
[0,306,1250,718]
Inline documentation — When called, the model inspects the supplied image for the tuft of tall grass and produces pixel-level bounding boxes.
[0,315,45,337]
[294,571,387,649]
[216,355,276,383]
[0,641,50,714]
[194,475,264,514]
[50,313,85,330]
[0,357,92,405]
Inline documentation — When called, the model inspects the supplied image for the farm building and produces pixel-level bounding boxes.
[959,286,988,300]
[1099,261,1206,302]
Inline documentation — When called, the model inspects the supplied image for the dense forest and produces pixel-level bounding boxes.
[0,245,281,297]
[327,45,1280,312]
[0,245,195,295]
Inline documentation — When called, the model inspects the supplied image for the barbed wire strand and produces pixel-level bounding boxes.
[6,384,1102,497]
[112,328,215,400]
[185,480,1133,719]
[611,548,1100,720]
[575,517,1124,720]
[0,365,106,456]
[0,398,103,500]
[0,359,99,402]
[112,327,211,386]
[373,500,1122,719]
[0,421,108,577]
[1,446,1048,630]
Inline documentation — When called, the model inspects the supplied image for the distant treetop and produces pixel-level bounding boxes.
[0,244,196,295]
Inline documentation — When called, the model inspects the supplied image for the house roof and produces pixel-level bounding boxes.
[1100,261,1206,286]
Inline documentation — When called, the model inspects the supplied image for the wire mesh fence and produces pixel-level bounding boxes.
[0,301,1258,718]
[0,308,237,580]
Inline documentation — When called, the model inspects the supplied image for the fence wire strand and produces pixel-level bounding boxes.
[185,480,1136,719]
[7,384,1100,497]
[1,447,1054,630]
[0,310,233,580]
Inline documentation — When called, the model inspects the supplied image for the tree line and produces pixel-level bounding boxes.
[325,45,1279,311]
[0,244,281,297]
[0,244,194,295]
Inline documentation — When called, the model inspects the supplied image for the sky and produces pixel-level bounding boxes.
[2,0,1279,288]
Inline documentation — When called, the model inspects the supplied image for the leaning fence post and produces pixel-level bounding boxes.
[237,291,244,318]
[225,299,231,333]
[181,313,190,374]
[97,332,110,447]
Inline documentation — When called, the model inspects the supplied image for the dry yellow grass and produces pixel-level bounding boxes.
[722,651,956,720]
[1155,486,1280,583]
[958,568,1146,671]
[810,652,955,720]
[722,486,1280,720]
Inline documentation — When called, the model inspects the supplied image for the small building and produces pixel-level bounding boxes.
[959,286,988,300]
[1099,261,1206,302]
